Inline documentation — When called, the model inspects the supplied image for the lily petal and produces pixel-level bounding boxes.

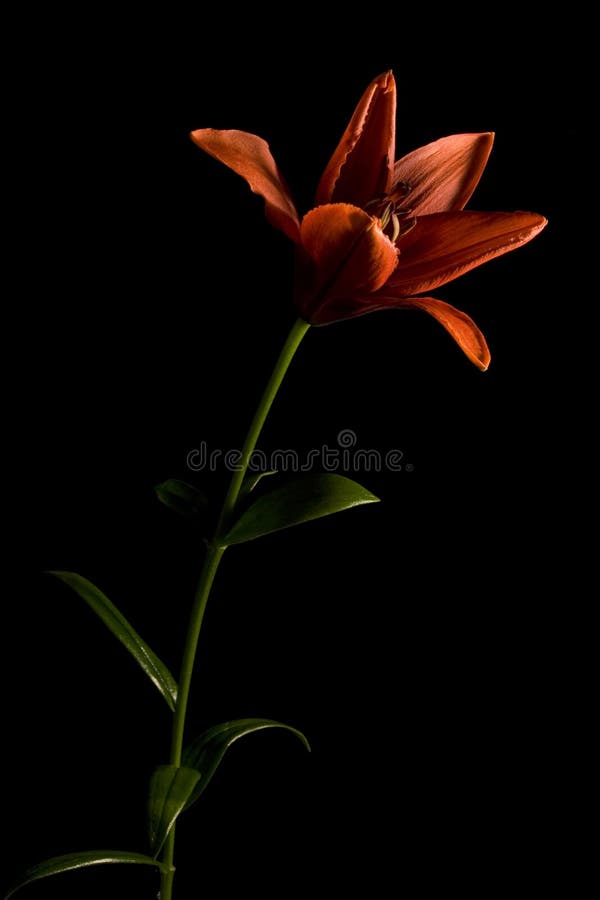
[386,210,547,295]
[189,129,301,242]
[392,133,494,215]
[315,72,396,208]
[295,203,399,324]
[299,292,489,367]
[385,296,490,370]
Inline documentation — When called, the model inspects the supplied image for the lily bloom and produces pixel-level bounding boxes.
[191,72,546,370]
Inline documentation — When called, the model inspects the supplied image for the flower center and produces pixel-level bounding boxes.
[364,183,416,243]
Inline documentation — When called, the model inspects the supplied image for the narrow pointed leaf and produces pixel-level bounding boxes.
[148,765,202,855]
[224,473,379,545]
[4,850,167,898]
[239,469,278,501]
[182,718,310,810]
[49,572,178,711]
[155,479,209,517]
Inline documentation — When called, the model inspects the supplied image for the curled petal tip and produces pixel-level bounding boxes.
[477,352,491,372]
[382,70,395,90]
[516,212,548,239]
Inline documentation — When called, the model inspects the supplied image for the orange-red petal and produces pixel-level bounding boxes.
[386,210,547,295]
[300,292,490,367]
[295,203,399,324]
[189,128,301,242]
[315,72,396,208]
[392,133,494,215]
[392,296,490,370]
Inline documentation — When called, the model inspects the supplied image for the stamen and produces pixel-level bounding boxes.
[364,191,415,243]
[396,217,416,239]
[379,202,394,230]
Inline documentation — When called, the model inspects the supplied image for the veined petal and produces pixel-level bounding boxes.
[315,72,396,208]
[189,129,301,242]
[381,296,491,370]
[393,133,494,214]
[295,203,398,324]
[386,210,547,295]
[298,292,489,367]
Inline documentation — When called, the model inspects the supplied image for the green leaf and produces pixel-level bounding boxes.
[224,473,379,545]
[4,850,167,898]
[155,479,209,517]
[148,765,202,855]
[238,469,278,501]
[49,572,178,711]
[182,718,310,810]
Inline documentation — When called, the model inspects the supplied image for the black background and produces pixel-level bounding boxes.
[4,13,579,899]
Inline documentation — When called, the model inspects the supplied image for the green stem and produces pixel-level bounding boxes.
[215,317,312,538]
[159,317,310,899]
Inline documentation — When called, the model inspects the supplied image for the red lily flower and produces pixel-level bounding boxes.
[191,72,546,370]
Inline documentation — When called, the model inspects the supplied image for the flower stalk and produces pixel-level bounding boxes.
[159,318,310,899]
